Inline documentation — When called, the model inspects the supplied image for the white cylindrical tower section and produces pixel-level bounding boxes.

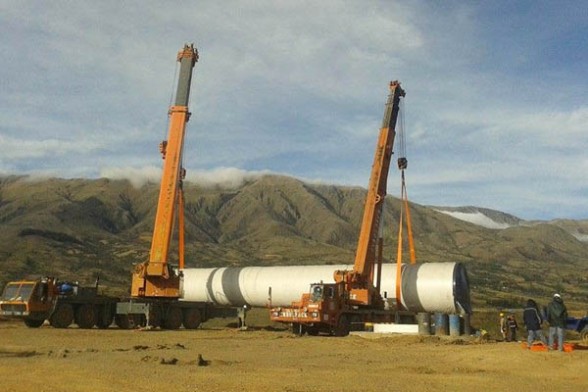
[399,262,471,314]
[181,262,471,314]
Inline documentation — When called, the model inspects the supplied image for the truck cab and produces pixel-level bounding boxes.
[271,282,349,336]
[0,277,57,327]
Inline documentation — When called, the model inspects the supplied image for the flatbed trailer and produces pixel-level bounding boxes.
[114,297,238,330]
[0,276,239,329]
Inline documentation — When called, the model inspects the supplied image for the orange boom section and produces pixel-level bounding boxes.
[131,44,198,298]
[333,81,405,307]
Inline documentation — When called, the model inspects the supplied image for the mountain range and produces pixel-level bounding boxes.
[1,174,586,309]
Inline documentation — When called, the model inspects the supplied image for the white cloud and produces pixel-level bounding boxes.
[0,134,104,160]
[99,166,162,188]
[187,167,270,189]
[1,1,587,220]
[99,166,270,190]
[435,210,512,230]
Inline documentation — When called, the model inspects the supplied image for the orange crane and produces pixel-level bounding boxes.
[131,43,198,299]
[270,81,406,335]
[1,44,240,330]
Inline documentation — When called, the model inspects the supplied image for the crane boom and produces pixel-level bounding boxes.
[270,81,407,335]
[334,81,405,306]
[131,44,198,298]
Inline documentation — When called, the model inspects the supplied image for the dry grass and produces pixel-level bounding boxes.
[0,315,586,392]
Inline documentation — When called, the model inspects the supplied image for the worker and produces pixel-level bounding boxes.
[523,299,547,348]
[499,312,507,340]
[506,314,518,342]
[546,293,568,351]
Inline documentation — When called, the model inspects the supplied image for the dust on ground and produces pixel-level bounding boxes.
[0,321,586,392]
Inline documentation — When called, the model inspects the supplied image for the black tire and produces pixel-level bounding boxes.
[115,314,143,329]
[24,318,45,328]
[96,305,114,329]
[182,308,202,330]
[306,326,319,336]
[148,305,162,328]
[292,323,305,336]
[49,304,74,328]
[75,304,96,329]
[162,307,182,330]
[115,314,130,329]
[334,314,350,337]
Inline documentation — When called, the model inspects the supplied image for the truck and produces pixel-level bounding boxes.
[566,316,588,343]
[0,276,116,328]
[1,44,238,329]
[270,81,407,336]
[0,274,235,329]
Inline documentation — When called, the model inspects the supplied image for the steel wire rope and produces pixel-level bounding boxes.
[397,97,407,165]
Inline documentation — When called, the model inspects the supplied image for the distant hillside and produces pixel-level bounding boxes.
[432,206,523,229]
[433,206,588,243]
[1,175,587,309]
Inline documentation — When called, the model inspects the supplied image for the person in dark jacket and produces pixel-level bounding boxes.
[546,293,568,351]
[523,299,547,347]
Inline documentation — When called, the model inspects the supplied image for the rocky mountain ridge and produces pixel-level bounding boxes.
[1,174,586,308]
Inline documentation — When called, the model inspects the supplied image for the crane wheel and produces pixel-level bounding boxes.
[24,318,45,328]
[292,323,307,336]
[75,305,97,329]
[115,314,131,329]
[96,305,114,329]
[334,314,350,337]
[162,307,182,330]
[148,305,162,328]
[49,304,74,328]
[115,314,144,329]
[182,308,202,329]
[306,326,319,336]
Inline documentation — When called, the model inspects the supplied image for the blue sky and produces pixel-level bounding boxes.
[1,1,587,220]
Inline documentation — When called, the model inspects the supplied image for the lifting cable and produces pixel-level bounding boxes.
[394,99,416,310]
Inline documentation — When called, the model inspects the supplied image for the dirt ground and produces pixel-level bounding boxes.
[1,318,586,392]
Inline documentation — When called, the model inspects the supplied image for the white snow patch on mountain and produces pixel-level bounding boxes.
[436,210,512,229]
[572,232,588,242]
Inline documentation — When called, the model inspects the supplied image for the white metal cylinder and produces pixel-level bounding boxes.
[180,262,471,314]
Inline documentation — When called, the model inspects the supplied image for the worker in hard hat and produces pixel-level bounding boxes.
[546,293,568,351]
[499,312,507,340]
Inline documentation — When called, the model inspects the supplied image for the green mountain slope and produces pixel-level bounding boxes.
[1,175,586,309]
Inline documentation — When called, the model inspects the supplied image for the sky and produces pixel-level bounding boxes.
[1,1,587,221]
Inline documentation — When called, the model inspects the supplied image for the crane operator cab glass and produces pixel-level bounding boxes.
[310,284,337,303]
[310,284,324,302]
